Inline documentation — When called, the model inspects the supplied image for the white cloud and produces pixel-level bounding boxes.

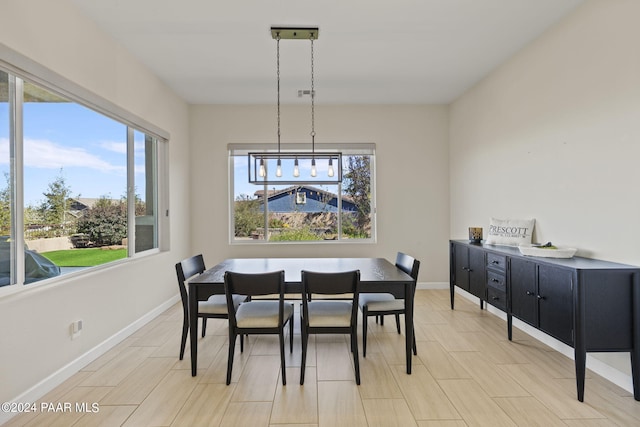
[20,138,126,173]
[98,140,127,154]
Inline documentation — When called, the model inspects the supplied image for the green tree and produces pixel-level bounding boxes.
[76,196,127,246]
[39,170,72,226]
[234,195,262,237]
[0,172,10,235]
[343,156,371,233]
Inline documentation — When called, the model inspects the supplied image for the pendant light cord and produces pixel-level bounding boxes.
[277,33,281,154]
[310,33,315,154]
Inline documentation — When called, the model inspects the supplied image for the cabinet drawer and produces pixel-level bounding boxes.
[487,287,507,311]
[486,270,506,292]
[486,253,507,271]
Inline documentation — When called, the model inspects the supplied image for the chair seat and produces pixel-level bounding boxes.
[199,294,245,315]
[359,292,395,307]
[236,301,294,328]
[308,301,353,327]
[362,298,405,312]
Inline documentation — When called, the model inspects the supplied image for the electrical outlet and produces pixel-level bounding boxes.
[70,320,83,339]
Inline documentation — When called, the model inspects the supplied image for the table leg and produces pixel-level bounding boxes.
[405,281,413,374]
[189,284,198,376]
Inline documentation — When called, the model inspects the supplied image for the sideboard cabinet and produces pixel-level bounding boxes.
[449,240,640,402]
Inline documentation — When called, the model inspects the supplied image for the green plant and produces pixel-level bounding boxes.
[76,197,127,246]
[269,227,323,241]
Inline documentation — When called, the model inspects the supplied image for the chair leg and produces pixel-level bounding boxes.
[395,314,401,334]
[279,331,287,385]
[352,329,361,385]
[289,313,294,353]
[226,331,236,385]
[201,317,207,337]
[240,334,244,353]
[300,325,308,385]
[413,333,417,355]
[179,314,189,360]
[380,315,384,325]
[362,308,368,358]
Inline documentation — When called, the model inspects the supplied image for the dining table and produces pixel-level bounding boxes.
[188,257,416,377]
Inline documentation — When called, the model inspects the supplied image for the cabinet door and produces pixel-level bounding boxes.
[510,257,537,326]
[468,247,485,299]
[538,265,573,345]
[453,244,470,292]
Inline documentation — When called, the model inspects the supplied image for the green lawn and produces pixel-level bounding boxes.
[41,248,127,267]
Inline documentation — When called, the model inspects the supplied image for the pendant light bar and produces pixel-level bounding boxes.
[249,26,342,185]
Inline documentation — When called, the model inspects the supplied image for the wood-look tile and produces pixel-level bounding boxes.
[72,405,137,427]
[416,421,468,427]
[23,386,111,427]
[437,379,516,426]
[391,364,460,421]
[316,341,359,382]
[317,381,367,427]
[171,383,235,427]
[219,401,272,427]
[358,353,403,399]
[198,340,252,384]
[79,346,156,387]
[362,398,418,427]
[449,352,529,397]
[231,355,281,401]
[100,357,175,405]
[493,396,567,426]
[121,370,199,426]
[500,363,605,420]
[418,340,471,380]
[271,367,318,424]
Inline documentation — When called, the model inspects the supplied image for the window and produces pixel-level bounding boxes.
[230,144,375,243]
[0,60,167,290]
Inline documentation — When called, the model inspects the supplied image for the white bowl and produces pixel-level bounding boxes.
[518,245,576,258]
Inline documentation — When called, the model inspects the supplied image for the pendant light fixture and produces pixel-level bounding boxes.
[248,26,342,185]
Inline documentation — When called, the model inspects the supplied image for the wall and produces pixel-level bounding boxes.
[450,0,640,381]
[0,0,191,404]
[189,104,450,283]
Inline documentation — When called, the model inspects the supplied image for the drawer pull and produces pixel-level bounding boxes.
[526,291,534,296]
[491,296,500,301]
[492,260,500,264]
[537,295,546,301]
[491,278,500,283]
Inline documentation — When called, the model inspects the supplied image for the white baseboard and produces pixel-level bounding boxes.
[417,281,449,290]
[0,295,180,426]
[455,288,634,395]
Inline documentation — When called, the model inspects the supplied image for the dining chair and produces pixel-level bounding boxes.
[359,252,420,357]
[300,269,361,385]
[175,255,247,360]
[224,270,294,385]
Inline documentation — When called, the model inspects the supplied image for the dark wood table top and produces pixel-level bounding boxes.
[190,257,413,285]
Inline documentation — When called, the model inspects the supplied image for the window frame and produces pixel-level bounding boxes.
[0,45,170,295]
[228,143,376,244]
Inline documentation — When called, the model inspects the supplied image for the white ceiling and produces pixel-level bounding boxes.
[70,0,583,105]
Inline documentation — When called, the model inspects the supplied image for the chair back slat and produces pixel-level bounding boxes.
[395,252,420,281]
[175,254,206,304]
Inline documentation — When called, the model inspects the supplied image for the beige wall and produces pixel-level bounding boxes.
[450,0,640,377]
[189,104,450,283]
[0,0,191,403]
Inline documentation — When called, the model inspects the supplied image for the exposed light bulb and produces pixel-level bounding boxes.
[259,158,266,177]
[276,158,282,177]
[328,158,334,177]
[293,158,300,177]
[311,158,317,177]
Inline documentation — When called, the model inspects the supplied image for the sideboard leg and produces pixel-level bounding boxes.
[575,347,586,402]
[507,314,513,341]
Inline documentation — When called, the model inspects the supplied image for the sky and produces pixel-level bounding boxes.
[0,101,148,207]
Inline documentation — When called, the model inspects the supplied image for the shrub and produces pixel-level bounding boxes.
[76,200,127,246]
